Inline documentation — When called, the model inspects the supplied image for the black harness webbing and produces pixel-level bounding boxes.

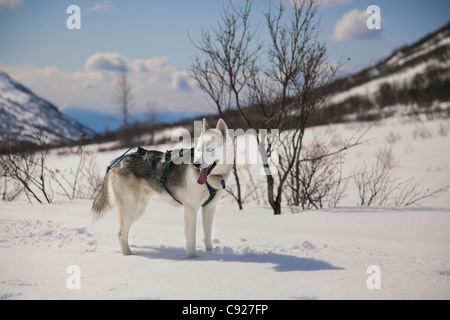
[136,146,217,207]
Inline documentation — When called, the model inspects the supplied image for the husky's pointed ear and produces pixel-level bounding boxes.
[216,118,228,137]
[202,118,209,133]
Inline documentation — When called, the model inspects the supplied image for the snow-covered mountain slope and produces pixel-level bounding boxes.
[348,21,450,84]
[0,71,95,146]
[322,22,450,121]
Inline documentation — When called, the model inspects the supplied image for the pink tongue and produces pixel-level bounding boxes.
[197,168,209,185]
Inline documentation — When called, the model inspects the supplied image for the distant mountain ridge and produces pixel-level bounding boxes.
[347,22,449,88]
[317,21,450,124]
[0,71,96,146]
[62,106,203,134]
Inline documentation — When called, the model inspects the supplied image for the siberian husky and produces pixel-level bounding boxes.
[92,118,233,258]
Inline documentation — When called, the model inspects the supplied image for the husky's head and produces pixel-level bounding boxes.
[193,118,234,185]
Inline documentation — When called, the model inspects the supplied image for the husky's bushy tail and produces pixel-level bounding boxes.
[92,174,112,222]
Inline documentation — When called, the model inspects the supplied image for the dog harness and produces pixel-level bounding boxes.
[106,145,218,207]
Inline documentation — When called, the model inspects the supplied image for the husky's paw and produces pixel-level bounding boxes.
[122,249,133,256]
[186,250,197,259]
[120,245,133,255]
[204,242,213,252]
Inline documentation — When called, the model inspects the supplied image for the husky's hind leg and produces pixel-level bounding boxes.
[118,200,147,255]
[118,209,132,255]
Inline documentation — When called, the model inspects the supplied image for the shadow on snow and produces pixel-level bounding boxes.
[133,245,344,272]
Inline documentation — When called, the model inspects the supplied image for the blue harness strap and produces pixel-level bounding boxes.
[106,145,140,173]
[202,183,217,207]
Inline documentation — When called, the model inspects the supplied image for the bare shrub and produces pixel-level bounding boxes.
[0,130,53,203]
[391,179,449,207]
[285,132,350,210]
[1,130,102,203]
[353,144,449,206]
[49,144,102,200]
[437,122,450,137]
[1,166,22,201]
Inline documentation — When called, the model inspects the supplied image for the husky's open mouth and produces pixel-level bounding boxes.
[196,161,217,185]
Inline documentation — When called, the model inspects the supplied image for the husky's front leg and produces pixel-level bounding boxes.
[202,205,216,252]
[184,206,198,258]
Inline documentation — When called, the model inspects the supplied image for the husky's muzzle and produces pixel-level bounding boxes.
[195,160,217,185]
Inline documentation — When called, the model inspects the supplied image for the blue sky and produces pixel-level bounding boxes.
[1,0,449,130]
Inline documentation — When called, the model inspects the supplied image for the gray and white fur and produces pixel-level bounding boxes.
[92,118,233,258]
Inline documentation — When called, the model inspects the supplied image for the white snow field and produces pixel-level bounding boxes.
[1,115,450,300]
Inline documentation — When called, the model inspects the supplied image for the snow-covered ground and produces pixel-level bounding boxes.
[1,115,450,300]
[1,201,449,300]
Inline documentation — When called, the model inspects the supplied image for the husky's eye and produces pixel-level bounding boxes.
[206,147,214,152]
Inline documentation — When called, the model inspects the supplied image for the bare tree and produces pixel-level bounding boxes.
[258,0,351,214]
[190,0,262,209]
[146,101,158,145]
[191,0,352,214]
[112,68,135,146]
[112,68,134,129]
[252,0,351,214]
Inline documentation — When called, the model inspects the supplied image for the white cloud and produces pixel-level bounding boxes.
[331,8,384,42]
[171,71,195,92]
[132,56,169,73]
[84,52,129,72]
[86,0,114,13]
[84,52,172,74]
[1,52,206,114]
[0,0,22,10]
